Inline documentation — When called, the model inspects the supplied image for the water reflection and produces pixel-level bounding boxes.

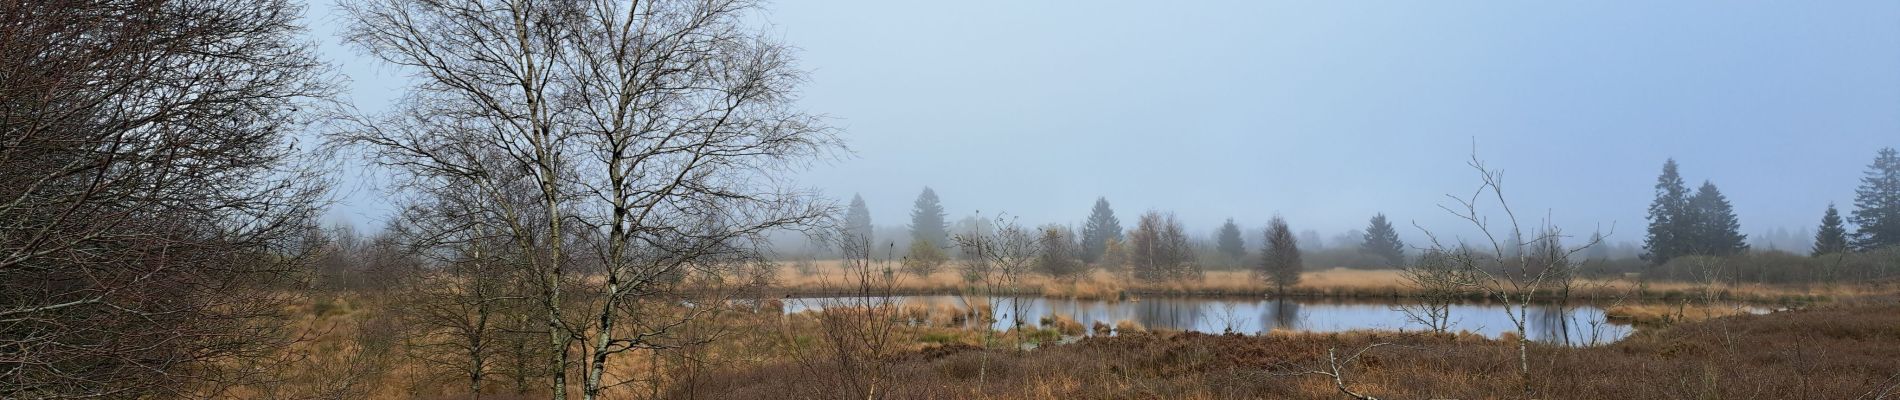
[783,295,1636,346]
[1263,300,1302,331]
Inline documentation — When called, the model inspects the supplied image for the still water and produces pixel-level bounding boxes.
[783,295,1634,346]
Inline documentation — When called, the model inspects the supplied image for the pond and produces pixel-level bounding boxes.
[782,295,1636,346]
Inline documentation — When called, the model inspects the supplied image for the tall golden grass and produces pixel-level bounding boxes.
[774,260,1855,303]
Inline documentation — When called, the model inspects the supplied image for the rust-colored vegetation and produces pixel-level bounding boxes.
[695,301,1900,399]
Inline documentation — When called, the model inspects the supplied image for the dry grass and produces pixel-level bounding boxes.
[1604,303,1759,326]
[775,261,1852,304]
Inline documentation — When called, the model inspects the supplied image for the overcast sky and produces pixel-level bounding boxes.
[311,1,1900,246]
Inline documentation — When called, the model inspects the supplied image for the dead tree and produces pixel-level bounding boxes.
[0,0,332,397]
[335,1,838,398]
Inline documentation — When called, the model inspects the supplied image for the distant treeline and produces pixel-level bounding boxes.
[789,148,1900,286]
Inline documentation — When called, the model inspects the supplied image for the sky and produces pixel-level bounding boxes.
[309,1,1900,247]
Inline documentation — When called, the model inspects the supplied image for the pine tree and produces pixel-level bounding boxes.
[909,187,948,249]
[1361,213,1405,266]
[1215,218,1245,263]
[1080,197,1123,264]
[1687,181,1748,256]
[1813,203,1850,256]
[1259,216,1302,294]
[1852,147,1900,251]
[1644,159,1691,264]
[844,194,873,251]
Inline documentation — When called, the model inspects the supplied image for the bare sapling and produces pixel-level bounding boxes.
[1413,151,1606,398]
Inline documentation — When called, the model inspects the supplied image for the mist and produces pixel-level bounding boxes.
[307,1,1899,252]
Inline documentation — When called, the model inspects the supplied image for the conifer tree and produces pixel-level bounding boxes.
[1216,218,1246,263]
[1814,203,1850,256]
[844,194,873,251]
[1852,147,1900,251]
[1361,213,1406,266]
[1687,181,1748,256]
[909,187,949,249]
[1080,197,1123,263]
[1644,159,1691,263]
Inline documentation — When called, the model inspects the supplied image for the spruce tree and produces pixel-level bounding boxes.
[1852,147,1900,251]
[1644,159,1691,263]
[1080,197,1123,263]
[1813,203,1850,256]
[1215,218,1245,263]
[1361,213,1405,266]
[1687,181,1748,256]
[909,187,949,249]
[844,194,873,250]
[1259,216,1302,294]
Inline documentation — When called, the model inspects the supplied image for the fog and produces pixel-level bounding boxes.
[316,0,1900,252]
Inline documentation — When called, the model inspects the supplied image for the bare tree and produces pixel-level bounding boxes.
[951,214,1041,388]
[1415,152,1604,398]
[1129,211,1197,282]
[0,0,332,397]
[1036,224,1085,280]
[1259,216,1303,295]
[382,187,544,398]
[334,1,839,398]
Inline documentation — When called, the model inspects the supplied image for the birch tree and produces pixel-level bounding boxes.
[334,1,838,398]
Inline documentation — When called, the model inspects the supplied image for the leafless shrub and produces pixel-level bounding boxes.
[1395,248,1479,333]
[904,239,949,279]
[0,0,332,396]
[781,230,902,399]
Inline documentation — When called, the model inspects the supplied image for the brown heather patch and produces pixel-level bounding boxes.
[690,300,1900,399]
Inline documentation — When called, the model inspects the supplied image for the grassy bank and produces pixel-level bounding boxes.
[697,300,1900,399]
